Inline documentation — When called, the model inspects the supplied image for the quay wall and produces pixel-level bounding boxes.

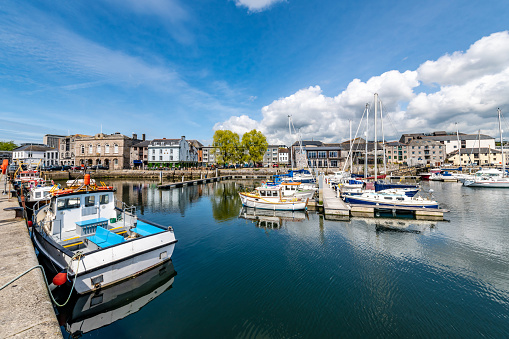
[40,165,418,181]
[0,178,62,338]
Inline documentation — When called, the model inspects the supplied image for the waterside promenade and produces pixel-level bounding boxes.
[0,176,61,338]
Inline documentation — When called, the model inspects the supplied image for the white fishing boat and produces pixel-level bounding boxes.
[32,174,177,294]
[239,185,308,211]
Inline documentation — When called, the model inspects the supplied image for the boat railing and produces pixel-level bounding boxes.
[115,201,137,228]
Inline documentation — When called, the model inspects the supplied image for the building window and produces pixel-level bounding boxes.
[308,151,317,159]
[114,144,119,154]
[89,144,93,154]
[97,144,101,154]
[114,159,118,165]
[318,151,327,158]
[105,144,110,153]
[81,145,85,154]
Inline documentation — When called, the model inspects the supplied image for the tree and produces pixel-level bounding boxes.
[241,129,268,164]
[0,141,17,151]
[213,130,241,165]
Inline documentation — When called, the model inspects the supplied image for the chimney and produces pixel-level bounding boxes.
[142,134,146,141]
[132,133,137,140]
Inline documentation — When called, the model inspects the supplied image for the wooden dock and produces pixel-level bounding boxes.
[322,183,447,221]
[158,174,270,189]
[322,184,350,219]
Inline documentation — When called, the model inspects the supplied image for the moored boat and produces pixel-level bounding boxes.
[239,185,308,211]
[32,174,177,294]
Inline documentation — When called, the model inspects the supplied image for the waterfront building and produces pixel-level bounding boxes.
[147,136,198,168]
[0,151,12,163]
[130,135,150,168]
[188,140,204,165]
[43,134,65,150]
[12,144,58,167]
[306,146,344,168]
[385,141,408,164]
[58,134,90,166]
[202,146,218,166]
[423,134,495,154]
[447,147,503,166]
[263,145,284,167]
[278,148,289,166]
[74,133,136,169]
[406,139,444,166]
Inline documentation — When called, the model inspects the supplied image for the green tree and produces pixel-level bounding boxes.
[213,130,241,165]
[0,141,17,151]
[241,129,268,164]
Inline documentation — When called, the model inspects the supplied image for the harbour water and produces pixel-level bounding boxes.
[53,180,509,338]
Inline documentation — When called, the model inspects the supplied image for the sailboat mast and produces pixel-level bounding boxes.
[498,108,504,175]
[456,123,461,167]
[374,93,378,182]
[380,98,386,176]
[349,120,352,172]
[288,115,293,170]
[364,103,369,178]
[478,129,481,168]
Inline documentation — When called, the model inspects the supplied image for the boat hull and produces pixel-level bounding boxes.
[343,196,439,209]
[32,225,177,294]
[239,193,307,211]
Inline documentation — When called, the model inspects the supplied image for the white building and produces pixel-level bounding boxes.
[202,146,218,166]
[423,134,495,155]
[12,144,59,167]
[148,136,198,168]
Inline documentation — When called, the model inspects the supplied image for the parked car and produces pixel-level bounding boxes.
[91,165,109,170]
[272,164,279,168]
[62,165,71,171]
[49,165,63,171]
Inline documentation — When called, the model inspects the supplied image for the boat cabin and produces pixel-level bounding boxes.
[46,190,119,242]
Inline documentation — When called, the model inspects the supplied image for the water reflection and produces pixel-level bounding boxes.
[358,217,438,234]
[238,207,308,229]
[211,182,243,221]
[55,261,177,338]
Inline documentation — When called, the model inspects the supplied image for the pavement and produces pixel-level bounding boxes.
[0,175,62,338]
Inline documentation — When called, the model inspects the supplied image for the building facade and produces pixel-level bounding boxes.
[130,139,151,168]
[147,136,198,168]
[74,133,135,169]
[423,134,495,154]
[447,147,503,166]
[406,139,444,166]
[12,144,58,167]
[202,146,217,166]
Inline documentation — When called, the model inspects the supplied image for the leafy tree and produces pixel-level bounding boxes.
[0,141,17,151]
[241,129,268,164]
[213,130,241,165]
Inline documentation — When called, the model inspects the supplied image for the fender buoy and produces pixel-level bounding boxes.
[52,272,67,286]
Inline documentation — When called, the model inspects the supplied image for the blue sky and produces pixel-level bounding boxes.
[1,0,509,146]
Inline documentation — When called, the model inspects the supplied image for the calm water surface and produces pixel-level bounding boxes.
[57,180,509,338]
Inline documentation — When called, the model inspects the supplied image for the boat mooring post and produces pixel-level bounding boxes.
[159,171,162,185]
[318,173,324,205]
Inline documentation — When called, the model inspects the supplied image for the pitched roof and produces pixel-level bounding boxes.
[14,144,54,152]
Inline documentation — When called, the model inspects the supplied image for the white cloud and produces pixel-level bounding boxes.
[417,31,509,86]
[213,115,260,136]
[215,31,509,145]
[234,0,285,12]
